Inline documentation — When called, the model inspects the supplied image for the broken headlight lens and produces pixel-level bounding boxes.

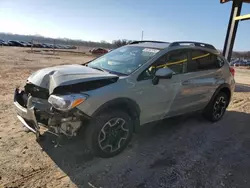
[48,94,88,111]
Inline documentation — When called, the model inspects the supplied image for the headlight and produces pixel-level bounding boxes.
[48,94,88,111]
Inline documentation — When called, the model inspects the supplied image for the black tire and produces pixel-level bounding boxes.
[84,110,133,158]
[204,92,229,122]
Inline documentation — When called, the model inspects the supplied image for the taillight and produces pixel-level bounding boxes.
[229,66,235,76]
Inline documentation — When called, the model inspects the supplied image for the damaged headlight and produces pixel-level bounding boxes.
[48,94,88,111]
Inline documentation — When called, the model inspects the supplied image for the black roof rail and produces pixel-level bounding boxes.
[169,41,216,50]
[129,40,169,44]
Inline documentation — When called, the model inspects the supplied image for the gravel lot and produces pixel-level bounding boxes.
[0,47,250,188]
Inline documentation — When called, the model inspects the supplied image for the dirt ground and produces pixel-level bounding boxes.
[0,47,250,188]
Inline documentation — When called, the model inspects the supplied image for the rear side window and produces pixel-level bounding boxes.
[188,50,222,72]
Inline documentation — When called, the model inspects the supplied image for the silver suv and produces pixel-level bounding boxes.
[14,41,235,158]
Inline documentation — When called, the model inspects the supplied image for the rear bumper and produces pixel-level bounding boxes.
[14,88,39,134]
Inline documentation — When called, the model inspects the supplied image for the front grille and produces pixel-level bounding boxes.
[24,83,49,99]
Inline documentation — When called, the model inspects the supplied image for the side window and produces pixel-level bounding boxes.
[217,56,225,67]
[188,50,221,72]
[138,50,188,80]
[166,50,188,74]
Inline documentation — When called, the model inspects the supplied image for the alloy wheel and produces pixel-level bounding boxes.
[98,118,129,153]
[213,96,227,119]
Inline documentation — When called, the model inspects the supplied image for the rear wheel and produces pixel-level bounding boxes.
[204,92,229,122]
[84,110,133,158]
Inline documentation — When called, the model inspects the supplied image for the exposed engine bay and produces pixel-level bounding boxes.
[15,87,86,138]
[15,73,118,139]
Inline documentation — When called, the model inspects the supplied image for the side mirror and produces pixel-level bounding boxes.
[152,68,173,85]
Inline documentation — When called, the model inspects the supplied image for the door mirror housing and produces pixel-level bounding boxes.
[152,68,173,85]
[155,67,173,78]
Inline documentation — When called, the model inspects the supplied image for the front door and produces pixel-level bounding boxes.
[134,74,181,124]
[134,49,188,124]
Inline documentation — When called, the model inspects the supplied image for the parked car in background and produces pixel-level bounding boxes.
[33,43,44,48]
[0,39,9,46]
[1,39,77,49]
[22,42,32,47]
[54,44,62,49]
[40,43,50,48]
[19,41,32,47]
[90,47,108,55]
[8,40,25,47]
[64,45,74,49]
[59,45,67,49]
[231,59,250,67]
[44,43,54,48]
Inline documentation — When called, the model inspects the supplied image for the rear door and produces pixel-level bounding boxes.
[171,49,223,115]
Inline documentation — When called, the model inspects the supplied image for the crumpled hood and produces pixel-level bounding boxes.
[27,64,118,94]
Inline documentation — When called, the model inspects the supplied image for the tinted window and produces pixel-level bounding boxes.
[188,50,220,72]
[166,50,188,74]
[138,50,188,80]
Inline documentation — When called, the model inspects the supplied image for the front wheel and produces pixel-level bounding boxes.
[204,92,229,122]
[84,110,133,158]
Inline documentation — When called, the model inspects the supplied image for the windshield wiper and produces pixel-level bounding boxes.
[89,66,128,76]
[90,66,108,72]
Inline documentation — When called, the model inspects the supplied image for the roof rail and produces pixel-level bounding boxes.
[129,40,169,44]
[169,41,216,50]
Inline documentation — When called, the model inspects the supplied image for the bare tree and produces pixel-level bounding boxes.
[112,39,133,48]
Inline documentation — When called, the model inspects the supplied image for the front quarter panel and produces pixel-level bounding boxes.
[76,77,134,116]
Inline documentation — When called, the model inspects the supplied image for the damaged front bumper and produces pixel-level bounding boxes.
[14,88,90,141]
[14,88,41,138]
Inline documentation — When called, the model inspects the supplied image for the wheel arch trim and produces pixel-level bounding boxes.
[92,97,141,132]
[207,83,232,108]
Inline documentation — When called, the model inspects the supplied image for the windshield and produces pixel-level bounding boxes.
[88,46,160,75]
